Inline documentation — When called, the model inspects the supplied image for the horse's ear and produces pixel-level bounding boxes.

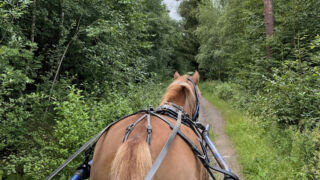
[174,71,180,79]
[191,71,200,84]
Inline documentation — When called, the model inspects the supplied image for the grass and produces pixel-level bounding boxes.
[200,86,309,180]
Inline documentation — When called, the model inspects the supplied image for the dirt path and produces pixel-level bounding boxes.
[199,96,244,180]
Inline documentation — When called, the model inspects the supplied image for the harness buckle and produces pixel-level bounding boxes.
[126,124,134,132]
[195,122,206,130]
[147,107,154,113]
[171,103,185,113]
[197,154,206,160]
[123,124,135,142]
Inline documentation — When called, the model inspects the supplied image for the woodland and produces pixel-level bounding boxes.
[0,0,319,179]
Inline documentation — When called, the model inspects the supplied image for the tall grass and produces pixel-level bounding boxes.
[200,82,313,180]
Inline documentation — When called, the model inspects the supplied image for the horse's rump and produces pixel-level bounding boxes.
[90,113,206,180]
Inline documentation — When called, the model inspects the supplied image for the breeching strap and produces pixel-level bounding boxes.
[144,111,182,180]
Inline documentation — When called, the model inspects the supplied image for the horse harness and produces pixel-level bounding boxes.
[46,78,239,180]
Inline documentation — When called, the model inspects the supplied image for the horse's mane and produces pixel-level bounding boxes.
[161,77,196,115]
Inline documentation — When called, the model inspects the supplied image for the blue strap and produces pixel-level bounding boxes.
[187,77,200,121]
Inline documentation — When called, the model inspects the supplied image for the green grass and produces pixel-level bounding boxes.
[201,88,308,180]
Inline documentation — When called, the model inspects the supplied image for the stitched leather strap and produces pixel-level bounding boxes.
[144,111,182,180]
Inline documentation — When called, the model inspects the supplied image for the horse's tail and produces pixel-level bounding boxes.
[110,138,152,180]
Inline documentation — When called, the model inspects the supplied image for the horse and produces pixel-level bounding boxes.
[90,71,208,180]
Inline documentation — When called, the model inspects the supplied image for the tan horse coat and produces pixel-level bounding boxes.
[90,72,208,180]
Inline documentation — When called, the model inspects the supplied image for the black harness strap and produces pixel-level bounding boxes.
[151,109,239,180]
[123,113,148,142]
[144,111,182,180]
[150,112,206,160]
[208,165,239,180]
[146,113,152,144]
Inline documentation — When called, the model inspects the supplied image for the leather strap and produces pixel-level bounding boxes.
[187,77,200,122]
[150,112,205,158]
[123,114,148,142]
[146,114,152,144]
[144,111,182,180]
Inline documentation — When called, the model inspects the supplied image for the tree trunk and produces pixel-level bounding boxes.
[31,0,36,43]
[264,0,274,58]
[60,0,64,38]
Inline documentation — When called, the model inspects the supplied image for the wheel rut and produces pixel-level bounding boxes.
[199,96,244,180]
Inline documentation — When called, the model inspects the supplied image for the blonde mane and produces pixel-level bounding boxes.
[161,77,197,117]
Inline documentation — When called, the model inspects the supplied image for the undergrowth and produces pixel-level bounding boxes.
[1,81,168,179]
[200,82,319,180]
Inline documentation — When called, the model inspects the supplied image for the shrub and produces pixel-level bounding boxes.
[215,83,235,101]
[200,81,240,101]
[2,81,167,179]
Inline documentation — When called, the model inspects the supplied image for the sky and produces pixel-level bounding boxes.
[162,0,182,21]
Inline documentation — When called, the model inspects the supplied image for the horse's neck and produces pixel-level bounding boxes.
[161,88,192,117]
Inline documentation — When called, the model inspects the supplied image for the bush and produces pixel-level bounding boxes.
[1,80,168,179]
[216,83,235,101]
[200,81,239,101]
[126,81,168,111]
[201,81,320,179]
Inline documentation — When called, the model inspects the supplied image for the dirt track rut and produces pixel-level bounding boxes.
[199,96,244,180]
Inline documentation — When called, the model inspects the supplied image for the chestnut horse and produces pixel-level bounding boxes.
[90,71,208,180]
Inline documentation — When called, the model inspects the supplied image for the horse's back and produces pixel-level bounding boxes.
[90,113,206,180]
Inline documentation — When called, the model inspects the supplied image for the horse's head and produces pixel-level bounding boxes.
[161,71,201,120]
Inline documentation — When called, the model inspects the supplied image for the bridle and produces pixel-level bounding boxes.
[46,77,239,180]
[187,77,200,121]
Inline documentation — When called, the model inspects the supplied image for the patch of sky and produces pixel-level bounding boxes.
[162,0,182,21]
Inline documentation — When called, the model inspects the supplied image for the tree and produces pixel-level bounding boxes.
[178,0,201,71]
[0,0,187,178]
[264,0,274,58]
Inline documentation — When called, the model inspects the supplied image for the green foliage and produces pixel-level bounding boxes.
[201,82,320,179]
[0,0,185,178]
[196,0,320,83]
[177,0,200,72]
[197,1,320,177]
[2,81,166,178]
[125,81,169,111]
[0,0,40,160]
[200,81,235,101]
[2,0,318,178]
[262,60,320,128]
[216,83,234,101]
[196,0,265,81]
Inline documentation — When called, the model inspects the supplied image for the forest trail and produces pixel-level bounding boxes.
[199,96,244,180]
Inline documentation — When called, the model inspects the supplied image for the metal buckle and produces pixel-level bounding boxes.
[197,154,206,160]
[126,124,134,132]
